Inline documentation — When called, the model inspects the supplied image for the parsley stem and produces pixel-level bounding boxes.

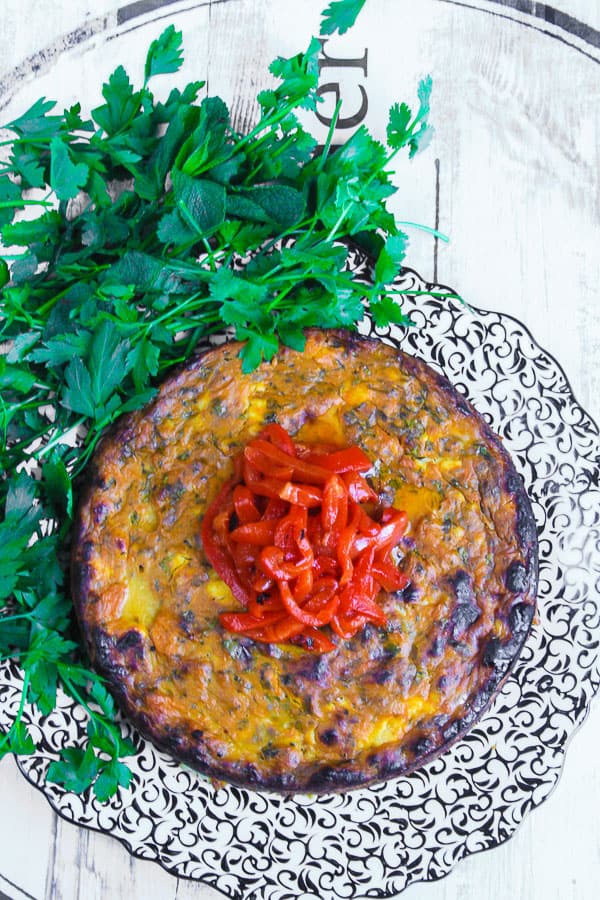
[229,106,285,153]
[163,311,222,333]
[381,144,402,174]
[142,289,210,333]
[361,284,461,303]
[258,264,284,284]
[0,137,48,146]
[0,670,30,753]
[252,132,300,180]
[255,215,314,258]
[0,394,48,417]
[324,206,353,244]
[0,611,35,622]
[35,417,86,460]
[322,137,421,244]
[3,415,56,444]
[176,200,204,239]
[201,239,218,272]
[396,221,449,242]
[385,289,461,299]
[59,673,121,744]
[0,200,54,209]
[1,310,36,328]
[317,99,343,172]
[266,283,295,312]
[37,283,79,316]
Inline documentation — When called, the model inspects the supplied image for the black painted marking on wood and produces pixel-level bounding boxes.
[111,0,600,62]
[45,812,59,900]
[118,0,187,25]
[0,18,110,111]
[114,0,239,38]
[488,0,600,49]
[437,0,600,64]
[115,0,600,58]
[115,0,600,53]
[0,873,37,900]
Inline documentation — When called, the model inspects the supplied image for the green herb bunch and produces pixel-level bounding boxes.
[0,0,435,799]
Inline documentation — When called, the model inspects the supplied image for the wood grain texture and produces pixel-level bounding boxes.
[1,0,599,898]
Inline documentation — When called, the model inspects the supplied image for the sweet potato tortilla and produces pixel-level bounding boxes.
[72,329,538,792]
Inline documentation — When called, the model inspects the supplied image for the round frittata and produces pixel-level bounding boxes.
[72,329,538,792]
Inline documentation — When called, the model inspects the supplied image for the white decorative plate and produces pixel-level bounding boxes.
[1,258,599,899]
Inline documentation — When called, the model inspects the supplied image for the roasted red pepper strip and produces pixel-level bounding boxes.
[293,568,314,602]
[304,446,372,473]
[338,547,375,617]
[244,474,323,508]
[245,617,306,643]
[232,485,261,524]
[313,555,338,577]
[343,470,378,503]
[277,580,325,627]
[350,595,387,625]
[337,504,361,586]
[259,546,314,580]
[245,440,332,484]
[251,572,274,593]
[259,423,297,456]
[291,627,336,653]
[230,520,278,545]
[303,578,340,621]
[353,509,409,555]
[371,558,410,592]
[372,510,409,550]
[263,497,288,519]
[330,612,368,640]
[358,508,379,537]
[230,541,256,574]
[322,474,348,531]
[201,478,254,607]
[274,504,307,554]
[247,588,283,617]
[201,427,411,653]
[279,481,323,507]
[277,580,340,627]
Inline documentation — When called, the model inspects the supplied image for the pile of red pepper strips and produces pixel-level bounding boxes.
[201,424,409,652]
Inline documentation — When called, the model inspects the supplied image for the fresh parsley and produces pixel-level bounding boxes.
[321,0,368,35]
[0,3,443,800]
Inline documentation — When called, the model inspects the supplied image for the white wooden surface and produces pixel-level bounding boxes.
[1,1,599,898]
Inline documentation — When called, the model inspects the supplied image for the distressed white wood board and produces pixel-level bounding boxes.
[0,1,599,898]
